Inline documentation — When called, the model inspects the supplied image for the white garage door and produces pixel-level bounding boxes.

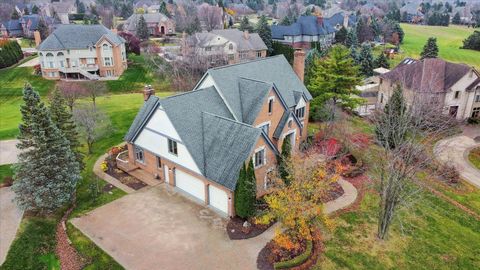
[175,170,205,202]
[208,185,229,215]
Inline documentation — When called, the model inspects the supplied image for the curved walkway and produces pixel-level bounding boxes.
[0,140,20,165]
[434,135,480,188]
[324,179,357,214]
[0,187,24,265]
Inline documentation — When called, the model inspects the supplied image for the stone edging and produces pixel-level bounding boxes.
[93,153,135,194]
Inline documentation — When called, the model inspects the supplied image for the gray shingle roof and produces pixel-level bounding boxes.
[202,112,261,190]
[38,24,125,51]
[211,29,267,51]
[238,77,272,125]
[124,96,160,142]
[205,55,312,119]
[273,111,290,139]
[272,14,341,39]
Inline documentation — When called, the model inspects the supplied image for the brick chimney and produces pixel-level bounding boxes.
[293,49,305,82]
[143,85,155,101]
[34,30,41,47]
[243,30,249,40]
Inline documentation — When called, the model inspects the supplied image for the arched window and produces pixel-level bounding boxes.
[103,44,110,51]
[57,52,65,68]
[46,53,55,68]
[57,52,64,57]
[229,43,233,51]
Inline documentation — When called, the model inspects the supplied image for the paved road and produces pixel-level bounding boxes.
[0,187,24,265]
[435,135,480,188]
[0,140,20,165]
[72,180,357,270]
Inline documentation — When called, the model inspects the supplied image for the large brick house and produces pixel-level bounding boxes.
[378,58,480,120]
[124,13,175,36]
[119,52,311,216]
[37,24,127,80]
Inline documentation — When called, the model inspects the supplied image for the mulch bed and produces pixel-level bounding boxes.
[257,230,324,270]
[331,174,371,217]
[227,216,275,240]
[105,164,147,190]
[55,205,84,270]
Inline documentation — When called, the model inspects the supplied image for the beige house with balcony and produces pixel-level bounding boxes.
[182,29,267,65]
[38,24,127,80]
[378,58,480,120]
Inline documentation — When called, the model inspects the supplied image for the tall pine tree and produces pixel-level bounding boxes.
[255,15,272,54]
[50,87,84,170]
[234,159,257,218]
[345,28,358,48]
[420,37,439,59]
[239,16,254,32]
[12,85,81,213]
[375,52,390,69]
[278,137,291,185]
[358,43,375,77]
[137,15,149,40]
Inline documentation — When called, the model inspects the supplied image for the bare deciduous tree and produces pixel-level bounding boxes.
[73,105,112,154]
[198,3,223,31]
[57,81,87,112]
[370,86,458,239]
[81,81,107,108]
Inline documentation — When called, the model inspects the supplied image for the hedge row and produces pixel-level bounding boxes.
[0,40,23,69]
[274,240,313,269]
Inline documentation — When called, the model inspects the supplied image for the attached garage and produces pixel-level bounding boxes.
[208,185,229,215]
[175,170,205,202]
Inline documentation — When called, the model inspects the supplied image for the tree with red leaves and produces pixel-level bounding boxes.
[119,32,140,55]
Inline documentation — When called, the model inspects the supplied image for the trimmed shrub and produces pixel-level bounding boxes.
[274,240,313,269]
[0,40,23,68]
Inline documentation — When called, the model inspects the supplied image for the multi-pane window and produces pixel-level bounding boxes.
[472,107,480,118]
[254,149,265,168]
[135,146,144,163]
[205,47,212,52]
[295,107,305,119]
[475,95,480,103]
[257,51,262,58]
[168,139,178,155]
[104,57,113,66]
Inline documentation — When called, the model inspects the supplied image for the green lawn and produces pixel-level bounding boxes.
[468,147,480,170]
[0,217,58,270]
[391,24,480,69]
[0,164,13,184]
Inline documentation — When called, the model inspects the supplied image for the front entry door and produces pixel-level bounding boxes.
[164,165,169,184]
[449,106,458,118]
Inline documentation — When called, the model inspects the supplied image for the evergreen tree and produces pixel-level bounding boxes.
[420,37,439,59]
[375,85,408,149]
[308,45,362,121]
[159,2,170,17]
[11,9,20,20]
[278,138,291,185]
[239,16,254,32]
[345,28,358,48]
[358,44,375,77]
[234,159,256,218]
[349,46,359,65]
[452,12,461,24]
[12,85,81,212]
[137,15,149,40]
[255,15,272,54]
[375,52,390,69]
[32,5,39,14]
[462,30,480,51]
[50,87,84,170]
[37,18,49,40]
[121,3,133,19]
[335,26,347,44]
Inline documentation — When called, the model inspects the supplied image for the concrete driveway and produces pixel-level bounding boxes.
[434,127,480,188]
[0,140,20,165]
[71,185,274,270]
[0,188,24,265]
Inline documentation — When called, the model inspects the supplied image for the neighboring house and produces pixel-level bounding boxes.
[37,24,127,80]
[183,29,268,64]
[0,15,55,38]
[124,13,175,36]
[271,12,356,49]
[118,53,312,216]
[378,58,480,120]
[400,2,424,23]
[353,67,390,116]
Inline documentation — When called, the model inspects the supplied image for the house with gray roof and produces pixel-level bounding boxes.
[119,54,312,216]
[378,58,480,120]
[37,24,127,80]
[0,14,56,38]
[182,29,268,65]
[271,12,356,49]
[124,13,175,36]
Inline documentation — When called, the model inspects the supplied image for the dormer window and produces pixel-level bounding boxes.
[295,107,305,119]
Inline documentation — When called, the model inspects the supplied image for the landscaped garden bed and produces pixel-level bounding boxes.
[103,146,147,190]
[227,216,275,240]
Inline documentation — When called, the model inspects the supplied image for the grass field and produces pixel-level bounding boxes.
[391,24,480,69]
[468,147,480,170]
